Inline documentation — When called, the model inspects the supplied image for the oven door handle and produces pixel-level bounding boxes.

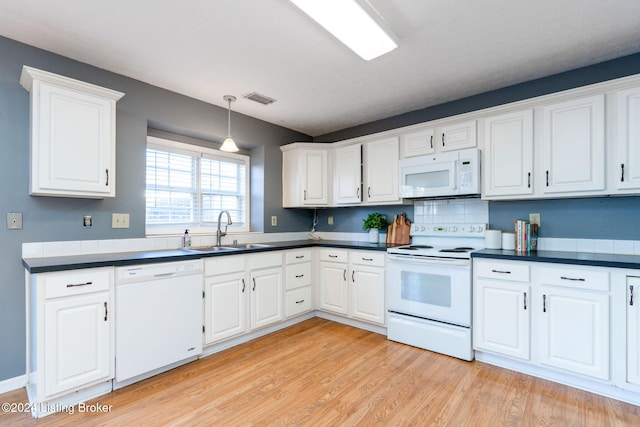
[387,254,470,267]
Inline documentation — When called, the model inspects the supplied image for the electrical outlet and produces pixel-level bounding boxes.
[271,216,277,226]
[83,215,93,227]
[6,212,23,230]
[112,213,130,228]
[328,216,334,225]
[529,213,541,226]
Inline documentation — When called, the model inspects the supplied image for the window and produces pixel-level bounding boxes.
[146,136,250,234]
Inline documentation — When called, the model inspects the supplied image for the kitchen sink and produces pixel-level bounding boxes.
[185,246,239,253]
[236,243,272,249]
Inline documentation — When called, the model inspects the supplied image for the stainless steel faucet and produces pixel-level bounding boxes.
[216,210,233,246]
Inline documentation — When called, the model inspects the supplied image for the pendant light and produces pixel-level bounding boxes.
[220,95,239,152]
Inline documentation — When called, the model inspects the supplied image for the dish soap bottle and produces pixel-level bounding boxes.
[182,229,191,248]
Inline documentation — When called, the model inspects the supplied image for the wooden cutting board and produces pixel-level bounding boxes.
[387,213,411,245]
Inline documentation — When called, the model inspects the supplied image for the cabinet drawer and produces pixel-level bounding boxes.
[43,268,112,299]
[320,249,348,263]
[475,260,530,282]
[538,265,609,291]
[285,262,312,290]
[286,249,312,264]
[285,286,312,317]
[350,250,385,267]
[205,255,245,276]
[248,251,283,270]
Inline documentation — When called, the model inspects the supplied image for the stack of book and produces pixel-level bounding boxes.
[514,219,539,252]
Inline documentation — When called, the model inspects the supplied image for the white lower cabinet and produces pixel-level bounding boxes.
[474,260,531,360]
[318,249,386,326]
[538,285,609,380]
[284,250,313,317]
[204,255,247,345]
[473,259,611,381]
[28,267,114,411]
[204,252,284,345]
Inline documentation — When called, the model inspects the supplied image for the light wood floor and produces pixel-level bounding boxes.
[2,317,639,426]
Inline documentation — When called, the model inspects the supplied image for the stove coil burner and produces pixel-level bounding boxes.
[439,247,475,253]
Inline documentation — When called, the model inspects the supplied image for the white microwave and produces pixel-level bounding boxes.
[399,148,481,198]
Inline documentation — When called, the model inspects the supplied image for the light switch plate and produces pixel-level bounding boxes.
[112,213,130,228]
[7,212,23,230]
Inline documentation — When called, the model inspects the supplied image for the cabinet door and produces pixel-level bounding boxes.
[364,137,399,203]
[616,86,640,190]
[440,120,477,152]
[542,95,605,194]
[302,149,329,205]
[627,277,640,385]
[350,265,385,325]
[401,128,435,157]
[31,81,117,198]
[474,279,530,360]
[204,272,246,344]
[539,286,610,380]
[44,292,112,397]
[483,110,534,197]
[333,144,362,204]
[250,267,283,329]
[318,262,349,314]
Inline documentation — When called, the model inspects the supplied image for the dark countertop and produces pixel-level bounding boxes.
[472,249,640,270]
[23,240,395,273]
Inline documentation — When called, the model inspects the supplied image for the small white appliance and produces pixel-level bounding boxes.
[386,223,486,361]
[399,148,480,198]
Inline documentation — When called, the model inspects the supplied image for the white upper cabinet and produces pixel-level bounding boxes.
[364,137,400,204]
[542,94,606,194]
[440,120,477,152]
[281,143,329,207]
[400,128,435,157]
[483,110,534,197]
[333,143,362,205]
[615,86,640,191]
[20,66,124,198]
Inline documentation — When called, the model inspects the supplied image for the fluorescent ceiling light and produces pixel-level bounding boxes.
[290,0,398,61]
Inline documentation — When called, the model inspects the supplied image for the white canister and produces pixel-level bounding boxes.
[484,229,502,249]
[502,232,516,250]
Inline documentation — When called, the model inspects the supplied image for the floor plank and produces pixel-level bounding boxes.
[1,318,639,426]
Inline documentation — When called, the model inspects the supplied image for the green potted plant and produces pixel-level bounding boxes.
[363,212,388,243]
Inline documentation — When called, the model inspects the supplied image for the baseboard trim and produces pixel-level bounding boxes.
[0,374,27,394]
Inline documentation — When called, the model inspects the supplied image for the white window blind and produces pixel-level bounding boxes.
[146,137,249,234]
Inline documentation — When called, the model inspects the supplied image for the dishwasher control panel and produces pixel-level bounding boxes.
[115,260,203,284]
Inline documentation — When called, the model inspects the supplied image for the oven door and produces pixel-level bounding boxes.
[386,254,471,327]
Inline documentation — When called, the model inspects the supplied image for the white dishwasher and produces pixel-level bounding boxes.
[115,259,203,387]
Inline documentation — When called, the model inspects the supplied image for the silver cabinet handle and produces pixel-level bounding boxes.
[329,254,338,258]
[527,172,531,188]
[295,299,305,304]
[631,285,635,306]
[491,269,511,274]
[105,169,109,186]
[295,255,304,259]
[523,292,527,310]
[304,190,307,200]
[543,294,547,313]
[368,186,371,198]
[362,257,373,262]
[242,278,246,293]
[343,269,347,281]
[356,187,360,200]
[66,281,93,288]
[621,164,625,182]
[352,270,355,283]
[295,274,304,278]
[104,302,108,321]
[442,133,445,147]
[546,170,549,187]
[430,135,433,149]
[252,277,256,291]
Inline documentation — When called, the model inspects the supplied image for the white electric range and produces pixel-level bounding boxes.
[386,223,486,361]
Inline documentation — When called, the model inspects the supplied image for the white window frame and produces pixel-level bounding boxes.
[145,136,250,236]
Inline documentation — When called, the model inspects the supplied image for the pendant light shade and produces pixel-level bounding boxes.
[220,95,239,152]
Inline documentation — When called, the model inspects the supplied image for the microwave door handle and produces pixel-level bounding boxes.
[450,162,457,190]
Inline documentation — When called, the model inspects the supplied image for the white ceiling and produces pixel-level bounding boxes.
[2,0,640,137]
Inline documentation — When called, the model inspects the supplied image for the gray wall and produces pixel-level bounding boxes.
[0,36,312,382]
[314,53,640,240]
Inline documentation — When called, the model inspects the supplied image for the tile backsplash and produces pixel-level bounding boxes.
[412,198,489,225]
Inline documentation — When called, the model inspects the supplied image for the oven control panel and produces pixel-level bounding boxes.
[410,223,486,237]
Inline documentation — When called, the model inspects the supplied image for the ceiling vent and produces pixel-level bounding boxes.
[244,92,276,106]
